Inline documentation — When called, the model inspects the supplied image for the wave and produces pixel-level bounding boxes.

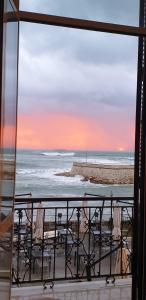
[127,157,134,160]
[87,158,121,165]
[16,167,109,192]
[41,151,75,157]
[16,167,87,185]
[17,169,35,175]
[75,157,134,165]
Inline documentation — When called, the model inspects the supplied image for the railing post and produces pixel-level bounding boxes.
[86,263,91,281]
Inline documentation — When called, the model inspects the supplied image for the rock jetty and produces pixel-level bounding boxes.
[55,162,134,184]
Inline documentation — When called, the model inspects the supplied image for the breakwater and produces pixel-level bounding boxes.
[71,163,134,184]
[56,162,134,184]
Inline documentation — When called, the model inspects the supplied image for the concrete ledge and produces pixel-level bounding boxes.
[70,163,134,184]
[72,163,133,170]
[11,278,132,297]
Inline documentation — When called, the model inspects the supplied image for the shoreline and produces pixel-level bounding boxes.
[55,162,134,185]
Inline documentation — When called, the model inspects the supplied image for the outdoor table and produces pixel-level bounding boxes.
[63,239,75,250]
[59,228,74,241]
[18,228,27,236]
[62,239,77,261]
[92,230,102,246]
[74,250,95,270]
[56,221,67,228]
[59,228,72,235]
[102,230,112,243]
[43,230,60,248]
[90,221,100,230]
[104,230,111,236]
[58,228,76,245]
[66,239,76,250]
[13,228,28,243]
[92,229,111,237]
[44,230,59,240]
[31,249,53,275]
[92,230,101,236]
[92,230,112,247]
[92,230,104,239]
[66,240,75,246]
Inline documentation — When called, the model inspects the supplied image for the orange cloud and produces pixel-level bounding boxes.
[17,112,135,151]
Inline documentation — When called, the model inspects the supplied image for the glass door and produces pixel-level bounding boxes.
[0,1,19,299]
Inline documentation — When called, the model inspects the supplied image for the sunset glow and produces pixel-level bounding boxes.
[17,112,134,151]
[118,147,124,152]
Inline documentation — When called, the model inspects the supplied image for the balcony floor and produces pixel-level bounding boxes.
[11,278,131,300]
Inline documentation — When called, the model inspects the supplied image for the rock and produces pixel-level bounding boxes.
[89,176,134,185]
[55,163,134,184]
[81,177,89,182]
[55,171,74,177]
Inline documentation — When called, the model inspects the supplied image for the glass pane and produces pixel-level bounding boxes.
[17,23,137,202]
[20,0,139,27]
[0,1,19,299]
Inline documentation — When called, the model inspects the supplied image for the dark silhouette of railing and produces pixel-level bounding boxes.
[12,196,133,286]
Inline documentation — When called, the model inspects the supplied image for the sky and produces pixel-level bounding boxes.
[17,0,139,151]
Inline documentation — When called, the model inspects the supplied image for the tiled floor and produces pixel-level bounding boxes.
[11,278,132,300]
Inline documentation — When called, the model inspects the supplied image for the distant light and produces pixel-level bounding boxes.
[119,147,124,152]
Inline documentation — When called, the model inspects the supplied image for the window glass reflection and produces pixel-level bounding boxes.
[0,1,18,298]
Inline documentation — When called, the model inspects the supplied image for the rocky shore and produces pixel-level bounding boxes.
[55,162,134,184]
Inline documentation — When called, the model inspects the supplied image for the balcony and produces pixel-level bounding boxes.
[11,278,132,300]
[11,196,133,299]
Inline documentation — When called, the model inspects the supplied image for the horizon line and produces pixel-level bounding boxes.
[16,148,134,153]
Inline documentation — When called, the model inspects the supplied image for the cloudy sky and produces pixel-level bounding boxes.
[17,0,139,151]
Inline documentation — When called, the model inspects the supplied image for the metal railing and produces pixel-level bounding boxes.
[12,196,133,286]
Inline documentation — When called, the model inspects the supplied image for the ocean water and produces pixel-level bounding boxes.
[15,150,134,198]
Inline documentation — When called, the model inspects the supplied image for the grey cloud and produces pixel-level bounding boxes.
[19,0,139,68]
[19,41,137,121]
[18,0,138,127]
[20,22,138,67]
[20,0,139,26]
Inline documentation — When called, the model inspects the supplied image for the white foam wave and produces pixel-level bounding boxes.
[17,167,94,187]
[17,169,33,175]
[41,151,75,157]
[75,157,133,165]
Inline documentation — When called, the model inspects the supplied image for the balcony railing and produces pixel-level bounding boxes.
[12,196,133,287]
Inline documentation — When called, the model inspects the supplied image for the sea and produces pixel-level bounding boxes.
[15,150,134,198]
